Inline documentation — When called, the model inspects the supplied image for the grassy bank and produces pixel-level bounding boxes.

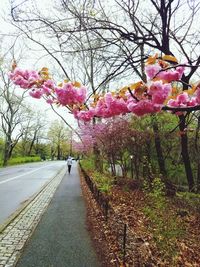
[0,156,41,167]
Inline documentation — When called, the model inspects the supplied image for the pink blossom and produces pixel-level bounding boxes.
[128,100,158,116]
[167,99,179,107]
[76,86,87,103]
[187,97,197,107]
[9,61,197,119]
[196,87,200,104]
[148,81,163,95]
[41,80,55,94]
[149,82,171,105]
[93,93,128,118]
[176,66,185,78]
[157,66,185,82]
[126,98,137,111]
[73,108,95,122]
[177,92,189,105]
[55,83,86,106]
[145,64,161,79]
[104,93,129,116]
[167,92,196,108]
[46,98,54,104]
[95,98,108,117]
[29,89,43,99]
[55,83,74,105]
[9,68,40,89]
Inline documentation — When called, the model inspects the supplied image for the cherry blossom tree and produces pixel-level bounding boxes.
[8,53,200,190]
[8,0,200,191]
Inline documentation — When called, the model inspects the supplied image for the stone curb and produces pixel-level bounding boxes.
[0,166,67,267]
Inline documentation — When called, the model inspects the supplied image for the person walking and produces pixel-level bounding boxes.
[67,156,73,174]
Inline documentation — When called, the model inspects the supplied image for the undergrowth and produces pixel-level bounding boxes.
[143,177,186,265]
[0,156,41,167]
[81,157,114,193]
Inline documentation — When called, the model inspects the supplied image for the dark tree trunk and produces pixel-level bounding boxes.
[134,158,139,180]
[197,163,200,192]
[110,162,115,176]
[3,137,12,166]
[57,144,61,160]
[51,148,55,160]
[93,143,103,172]
[179,114,194,191]
[28,132,37,156]
[92,118,103,172]
[151,116,167,177]
[194,116,200,192]
[143,141,153,185]
[3,146,10,166]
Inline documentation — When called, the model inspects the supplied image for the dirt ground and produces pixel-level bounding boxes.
[80,170,200,267]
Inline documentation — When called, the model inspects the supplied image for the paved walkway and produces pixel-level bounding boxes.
[16,162,101,267]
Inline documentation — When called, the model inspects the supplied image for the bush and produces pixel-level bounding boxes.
[80,157,114,194]
[92,170,114,194]
[80,156,95,172]
[0,156,41,166]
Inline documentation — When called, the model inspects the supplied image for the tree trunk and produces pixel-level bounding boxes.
[3,137,12,166]
[3,147,10,166]
[110,162,115,176]
[197,163,200,192]
[93,143,103,172]
[179,114,194,191]
[195,116,200,192]
[92,118,103,172]
[134,157,139,180]
[28,132,37,156]
[151,115,167,177]
[57,144,61,160]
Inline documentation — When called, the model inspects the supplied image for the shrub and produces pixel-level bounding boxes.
[4,156,41,166]
[92,170,114,194]
[80,156,95,172]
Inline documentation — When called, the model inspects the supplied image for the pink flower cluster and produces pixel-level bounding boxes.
[73,92,129,121]
[149,81,172,105]
[145,64,185,82]
[29,80,56,99]
[9,57,200,122]
[167,91,200,108]
[73,109,96,122]
[95,93,129,117]
[55,83,86,106]
[9,68,40,89]
[74,81,172,120]
[9,68,86,105]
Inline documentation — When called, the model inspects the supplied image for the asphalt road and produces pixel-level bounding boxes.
[16,162,101,267]
[0,161,66,225]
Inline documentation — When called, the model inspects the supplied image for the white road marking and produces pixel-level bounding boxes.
[0,165,55,185]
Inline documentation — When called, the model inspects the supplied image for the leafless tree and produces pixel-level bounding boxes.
[0,67,31,166]
[48,120,70,160]
[18,109,47,156]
